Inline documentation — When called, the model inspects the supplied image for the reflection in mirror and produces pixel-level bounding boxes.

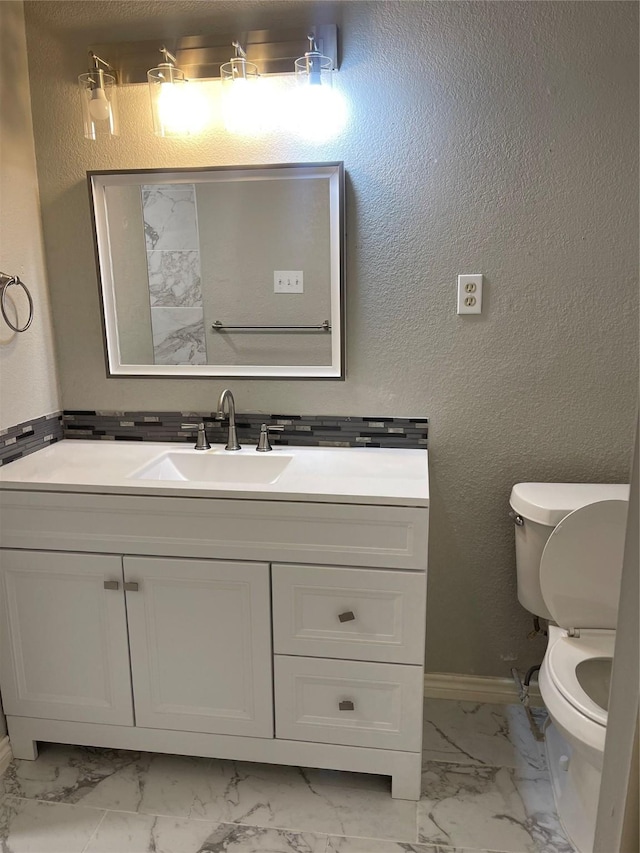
[88,163,344,378]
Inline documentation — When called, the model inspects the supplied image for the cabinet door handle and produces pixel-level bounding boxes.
[338,610,355,623]
[339,700,355,711]
[103,580,119,591]
[124,582,139,592]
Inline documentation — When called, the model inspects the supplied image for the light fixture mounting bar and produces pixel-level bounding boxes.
[90,25,338,84]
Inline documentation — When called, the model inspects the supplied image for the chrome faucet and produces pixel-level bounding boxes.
[215,389,241,451]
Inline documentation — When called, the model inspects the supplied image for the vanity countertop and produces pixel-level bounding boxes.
[0,440,429,507]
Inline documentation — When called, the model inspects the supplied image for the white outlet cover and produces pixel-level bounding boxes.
[456,274,483,314]
[274,271,304,293]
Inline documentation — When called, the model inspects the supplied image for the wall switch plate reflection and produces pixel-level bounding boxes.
[274,271,304,293]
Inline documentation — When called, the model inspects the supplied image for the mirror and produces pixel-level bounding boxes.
[88,163,345,378]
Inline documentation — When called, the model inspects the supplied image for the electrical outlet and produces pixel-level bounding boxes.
[274,271,303,293]
[456,274,483,314]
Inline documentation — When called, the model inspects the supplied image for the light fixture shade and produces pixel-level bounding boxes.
[220,56,268,135]
[148,64,183,136]
[290,53,347,140]
[294,51,333,84]
[147,64,208,137]
[78,69,119,139]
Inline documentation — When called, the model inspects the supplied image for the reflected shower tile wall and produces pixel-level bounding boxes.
[142,185,199,250]
[150,307,207,365]
[141,184,206,365]
[147,250,202,307]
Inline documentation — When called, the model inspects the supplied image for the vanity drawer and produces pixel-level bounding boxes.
[272,564,426,664]
[274,655,423,751]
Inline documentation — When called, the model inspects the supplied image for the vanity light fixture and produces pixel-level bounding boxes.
[78,52,119,140]
[290,34,347,140]
[219,41,267,135]
[147,46,208,137]
[83,26,342,141]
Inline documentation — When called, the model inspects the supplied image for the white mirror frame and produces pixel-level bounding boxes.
[88,162,345,379]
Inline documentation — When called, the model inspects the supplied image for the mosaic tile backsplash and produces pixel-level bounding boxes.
[63,411,429,449]
[0,412,63,466]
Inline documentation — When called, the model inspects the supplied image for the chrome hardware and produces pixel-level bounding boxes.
[180,422,211,450]
[338,700,354,711]
[509,511,524,527]
[216,389,241,451]
[338,610,355,623]
[103,580,119,590]
[0,272,34,333]
[256,423,285,452]
[212,320,330,333]
[124,582,139,592]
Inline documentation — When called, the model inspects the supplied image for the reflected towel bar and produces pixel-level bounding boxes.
[212,320,331,332]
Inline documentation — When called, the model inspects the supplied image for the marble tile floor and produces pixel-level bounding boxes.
[0,700,575,853]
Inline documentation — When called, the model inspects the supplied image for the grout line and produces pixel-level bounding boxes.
[80,807,109,853]
[5,793,132,815]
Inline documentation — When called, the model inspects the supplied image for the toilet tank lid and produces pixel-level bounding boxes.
[509,482,630,526]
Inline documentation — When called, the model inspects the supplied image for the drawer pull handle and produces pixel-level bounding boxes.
[338,611,355,623]
[339,700,355,711]
[103,580,119,591]
[124,582,139,592]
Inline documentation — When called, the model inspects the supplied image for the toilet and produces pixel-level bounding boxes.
[509,482,629,853]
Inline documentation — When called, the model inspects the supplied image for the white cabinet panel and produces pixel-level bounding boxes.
[124,557,273,738]
[272,564,426,664]
[0,492,428,570]
[0,550,133,725]
[274,655,423,751]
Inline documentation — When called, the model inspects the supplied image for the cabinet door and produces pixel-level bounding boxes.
[124,556,273,737]
[0,550,133,725]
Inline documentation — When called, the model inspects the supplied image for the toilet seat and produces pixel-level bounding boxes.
[546,629,614,726]
[539,499,628,631]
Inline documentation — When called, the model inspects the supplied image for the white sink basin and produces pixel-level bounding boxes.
[130,451,293,484]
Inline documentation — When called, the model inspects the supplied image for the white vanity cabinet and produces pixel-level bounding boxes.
[0,484,428,800]
[123,556,273,738]
[0,552,272,738]
[0,550,133,726]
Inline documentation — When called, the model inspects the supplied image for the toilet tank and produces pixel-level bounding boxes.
[509,483,630,619]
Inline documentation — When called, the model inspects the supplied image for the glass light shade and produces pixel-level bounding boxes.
[220,59,269,135]
[288,59,347,141]
[147,65,208,137]
[78,70,119,140]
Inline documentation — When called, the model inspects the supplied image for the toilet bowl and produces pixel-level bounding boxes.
[509,485,629,853]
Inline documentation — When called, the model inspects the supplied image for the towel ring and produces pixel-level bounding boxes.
[0,273,34,333]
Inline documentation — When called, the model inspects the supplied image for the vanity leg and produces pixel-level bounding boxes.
[391,752,422,800]
[7,720,38,760]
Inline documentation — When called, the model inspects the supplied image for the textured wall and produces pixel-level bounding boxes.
[24,1,639,676]
[0,1,60,432]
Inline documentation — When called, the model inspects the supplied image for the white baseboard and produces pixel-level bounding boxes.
[424,672,543,707]
[0,735,13,776]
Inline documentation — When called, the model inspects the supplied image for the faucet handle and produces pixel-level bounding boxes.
[256,423,285,452]
[183,422,211,451]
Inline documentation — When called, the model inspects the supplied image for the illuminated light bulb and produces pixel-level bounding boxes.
[155,80,209,136]
[222,78,270,135]
[286,83,348,141]
[88,87,111,122]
